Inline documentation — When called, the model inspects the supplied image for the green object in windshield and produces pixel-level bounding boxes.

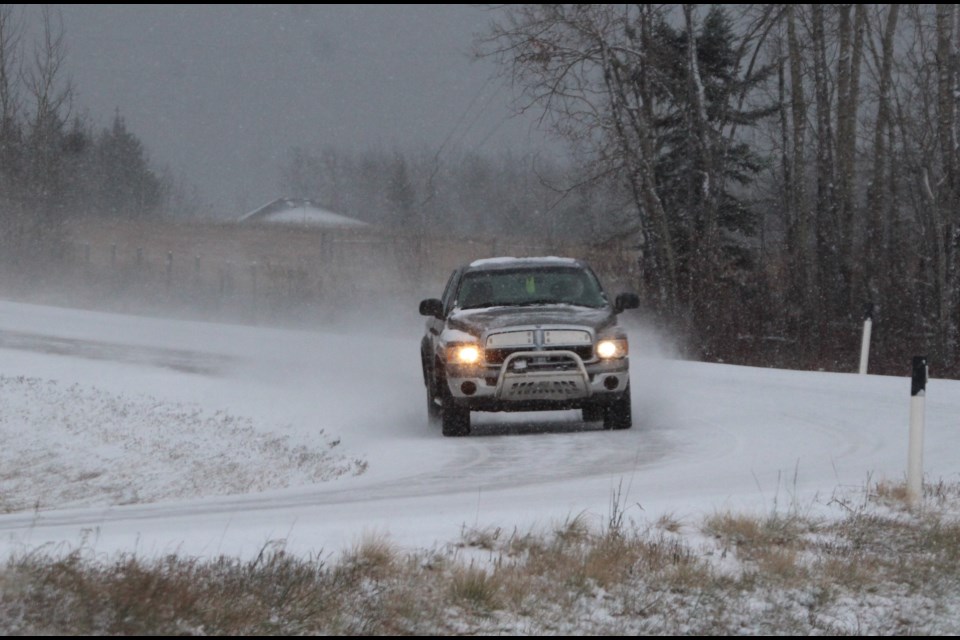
[525,276,536,293]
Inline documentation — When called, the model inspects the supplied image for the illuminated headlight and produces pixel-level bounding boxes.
[596,339,628,359]
[447,344,481,364]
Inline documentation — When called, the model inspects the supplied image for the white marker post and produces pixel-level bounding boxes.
[907,356,927,507]
[859,303,873,375]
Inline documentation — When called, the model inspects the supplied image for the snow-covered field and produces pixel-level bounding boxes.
[0,298,958,562]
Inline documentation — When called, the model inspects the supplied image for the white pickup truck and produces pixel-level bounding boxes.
[419,257,639,436]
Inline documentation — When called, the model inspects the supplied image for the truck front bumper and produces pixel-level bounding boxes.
[445,350,629,412]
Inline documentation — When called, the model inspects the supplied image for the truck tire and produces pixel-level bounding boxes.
[602,386,632,430]
[425,362,442,425]
[433,361,470,436]
[581,404,604,423]
[426,386,442,424]
[441,402,471,437]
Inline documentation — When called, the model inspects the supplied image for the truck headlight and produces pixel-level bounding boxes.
[596,339,628,359]
[447,344,481,364]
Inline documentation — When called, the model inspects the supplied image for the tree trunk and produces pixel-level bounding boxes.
[864,5,899,320]
[935,4,958,366]
[785,5,811,335]
[811,4,837,352]
[836,4,865,315]
[682,4,721,343]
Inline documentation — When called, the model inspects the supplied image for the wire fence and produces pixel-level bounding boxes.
[0,218,642,328]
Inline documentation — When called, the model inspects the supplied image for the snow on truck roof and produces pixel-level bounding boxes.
[467,256,582,269]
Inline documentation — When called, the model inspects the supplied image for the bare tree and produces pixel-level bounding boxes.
[0,4,23,238]
[480,4,680,316]
[856,4,960,372]
[809,4,836,332]
[783,3,811,327]
[863,4,899,308]
[929,3,959,366]
[0,4,20,131]
[22,5,72,235]
[682,4,721,319]
[834,3,865,314]
[476,4,960,374]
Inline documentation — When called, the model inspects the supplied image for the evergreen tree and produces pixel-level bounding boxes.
[94,110,164,217]
[386,152,416,229]
[60,115,96,216]
[652,6,774,280]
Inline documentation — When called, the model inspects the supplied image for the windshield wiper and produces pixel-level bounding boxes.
[514,299,561,307]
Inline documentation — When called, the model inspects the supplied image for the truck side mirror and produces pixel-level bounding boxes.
[419,298,444,318]
[614,293,640,314]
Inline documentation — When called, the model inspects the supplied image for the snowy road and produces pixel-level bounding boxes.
[0,300,958,559]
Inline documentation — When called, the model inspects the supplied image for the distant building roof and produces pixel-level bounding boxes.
[239,198,369,228]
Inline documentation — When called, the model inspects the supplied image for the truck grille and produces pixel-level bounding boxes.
[486,344,593,365]
[504,379,584,398]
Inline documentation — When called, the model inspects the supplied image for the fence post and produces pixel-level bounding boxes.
[416,235,423,287]
[166,251,174,290]
[318,233,329,301]
[907,355,928,507]
[859,303,873,374]
[250,261,258,321]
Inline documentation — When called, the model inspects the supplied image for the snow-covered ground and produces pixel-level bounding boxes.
[0,298,958,562]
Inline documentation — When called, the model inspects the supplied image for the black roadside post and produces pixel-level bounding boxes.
[907,355,928,507]
[859,303,874,374]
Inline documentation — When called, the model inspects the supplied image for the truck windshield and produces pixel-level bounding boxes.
[456,267,607,310]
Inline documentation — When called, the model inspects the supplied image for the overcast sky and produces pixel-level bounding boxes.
[50,4,554,217]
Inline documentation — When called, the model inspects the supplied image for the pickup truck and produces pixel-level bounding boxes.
[419,256,639,436]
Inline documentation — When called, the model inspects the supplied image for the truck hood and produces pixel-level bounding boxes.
[448,304,617,336]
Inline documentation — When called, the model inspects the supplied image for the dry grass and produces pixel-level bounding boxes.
[341,532,397,578]
[449,563,502,610]
[702,510,813,557]
[2,480,960,634]
[0,217,641,333]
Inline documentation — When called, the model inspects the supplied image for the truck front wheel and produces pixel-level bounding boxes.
[441,401,471,437]
[434,361,470,436]
[602,386,632,430]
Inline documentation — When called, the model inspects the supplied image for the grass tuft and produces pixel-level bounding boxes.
[4,480,960,634]
[449,562,501,611]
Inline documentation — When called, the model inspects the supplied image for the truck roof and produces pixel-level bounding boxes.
[466,256,585,271]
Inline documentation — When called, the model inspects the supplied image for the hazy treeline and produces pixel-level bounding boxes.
[278,145,638,243]
[474,4,960,375]
[0,6,187,251]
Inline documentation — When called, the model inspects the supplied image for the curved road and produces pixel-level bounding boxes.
[0,302,957,558]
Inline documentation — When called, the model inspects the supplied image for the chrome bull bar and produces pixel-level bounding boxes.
[494,350,591,401]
